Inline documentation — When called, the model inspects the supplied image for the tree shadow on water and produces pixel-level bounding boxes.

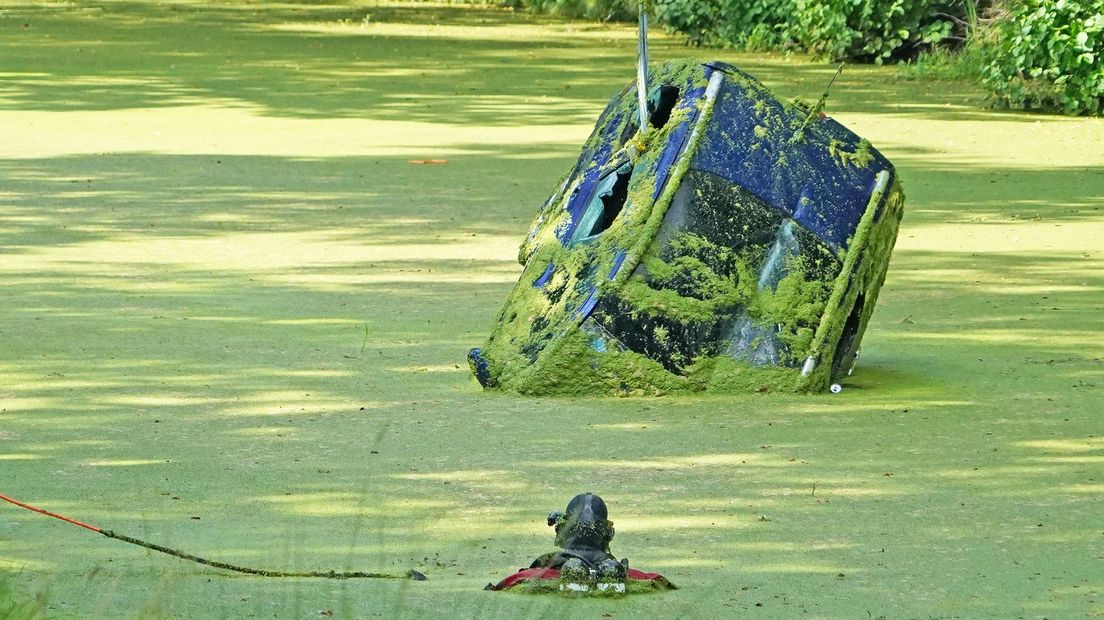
[1,1,1006,127]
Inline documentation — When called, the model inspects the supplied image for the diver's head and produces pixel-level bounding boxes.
[547,492,614,551]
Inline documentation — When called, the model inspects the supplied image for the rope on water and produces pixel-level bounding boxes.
[1,493,427,581]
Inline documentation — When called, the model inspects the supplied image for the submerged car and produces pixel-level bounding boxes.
[469,60,905,395]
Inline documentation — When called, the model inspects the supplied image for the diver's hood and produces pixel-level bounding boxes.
[555,493,614,551]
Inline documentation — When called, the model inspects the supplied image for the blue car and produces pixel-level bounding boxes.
[470,60,904,395]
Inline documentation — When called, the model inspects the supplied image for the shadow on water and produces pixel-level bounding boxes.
[0,153,562,248]
[1,1,1014,125]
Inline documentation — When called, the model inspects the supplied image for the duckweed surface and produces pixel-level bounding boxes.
[2,3,1102,619]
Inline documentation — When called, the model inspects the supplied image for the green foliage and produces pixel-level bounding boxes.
[485,0,988,65]
[983,0,1104,115]
[651,0,789,50]
[892,4,1002,102]
[649,0,981,63]
[499,0,639,21]
[787,0,959,63]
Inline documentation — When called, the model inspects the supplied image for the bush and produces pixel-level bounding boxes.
[786,0,963,63]
[510,0,639,21]
[650,1,980,63]
[486,0,977,63]
[983,0,1104,115]
[651,0,790,50]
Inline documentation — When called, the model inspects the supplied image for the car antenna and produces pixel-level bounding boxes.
[636,1,650,133]
[793,62,845,143]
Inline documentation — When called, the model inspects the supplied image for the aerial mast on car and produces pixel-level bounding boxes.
[636,1,650,132]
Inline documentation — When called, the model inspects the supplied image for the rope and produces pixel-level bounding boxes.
[1,493,426,581]
[0,493,101,533]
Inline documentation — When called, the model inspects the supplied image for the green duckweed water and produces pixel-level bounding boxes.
[1,2,1102,619]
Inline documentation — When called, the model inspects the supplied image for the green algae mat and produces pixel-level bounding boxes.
[1,2,1102,618]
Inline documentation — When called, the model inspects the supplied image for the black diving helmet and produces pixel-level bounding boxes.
[548,492,615,552]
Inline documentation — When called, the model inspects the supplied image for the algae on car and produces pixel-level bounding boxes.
[474,60,904,395]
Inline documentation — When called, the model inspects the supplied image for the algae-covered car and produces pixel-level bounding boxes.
[468,60,905,395]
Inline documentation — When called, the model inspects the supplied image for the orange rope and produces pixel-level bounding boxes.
[0,493,101,533]
[0,492,427,580]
